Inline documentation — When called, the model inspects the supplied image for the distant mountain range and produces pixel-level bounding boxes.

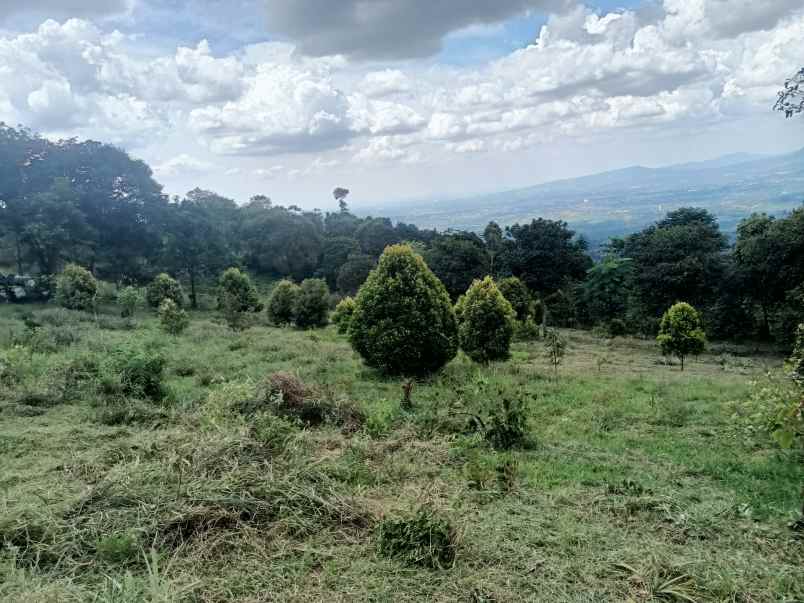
[359,148,804,249]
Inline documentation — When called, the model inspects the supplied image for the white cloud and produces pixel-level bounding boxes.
[1,0,803,202]
[361,69,412,98]
[154,153,213,178]
[188,63,354,155]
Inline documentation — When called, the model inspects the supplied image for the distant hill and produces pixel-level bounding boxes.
[359,148,804,249]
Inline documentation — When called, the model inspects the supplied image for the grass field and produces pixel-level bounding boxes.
[0,303,802,602]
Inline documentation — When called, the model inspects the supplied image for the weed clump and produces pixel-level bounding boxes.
[376,506,458,569]
[473,397,530,450]
[107,347,167,401]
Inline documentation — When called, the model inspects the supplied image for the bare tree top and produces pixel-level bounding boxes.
[774,68,804,118]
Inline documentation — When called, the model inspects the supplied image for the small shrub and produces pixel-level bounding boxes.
[791,323,804,383]
[350,245,458,376]
[607,318,628,338]
[118,286,142,319]
[376,506,458,569]
[332,296,356,334]
[513,317,541,341]
[158,299,189,335]
[55,264,97,311]
[108,348,166,401]
[217,267,262,313]
[267,280,300,326]
[497,276,531,322]
[146,273,184,309]
[657,302,706,371]
[544,329,567,376]
[458,277,515,363]
[470,397,530,450]
[294,278,330,329]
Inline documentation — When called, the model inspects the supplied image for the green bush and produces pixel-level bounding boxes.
[792,323,804,382]
[217,267,262,313]
[294,278,330,329]
[146,273,184,309]
[55,264,97,311]
[349,245,458,376]
[158,298,190,335]
[332,296,356,334]
[657,302,706,371]
[458,276,515,363]
[544,328,567,376]
[497,276,531,322]
[267,280,300,326]
[117,286,142,319]
[607,318,628,338]
[376,506,458,569]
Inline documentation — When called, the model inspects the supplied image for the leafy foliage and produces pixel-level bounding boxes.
[499,218,591,295]
[657,302,706,370]
[376,506,458,569]
[497,276,532,322]
[457,276,515,363]
[158,299,189,336]
[107,347,166,401]
[349,245,458,376]
[544,328,567,376]
[117,286,142,319]
[146,273,184,309]
[217,268,262,313]
[332,296,356,334]
[267,280,300,326]
[294,278,330,329]
[425,232,490,300]
[55,264,97,312]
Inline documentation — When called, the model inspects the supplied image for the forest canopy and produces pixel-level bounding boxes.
[1,123,802,346]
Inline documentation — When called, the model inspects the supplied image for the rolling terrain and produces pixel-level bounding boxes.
[363,148,804,247]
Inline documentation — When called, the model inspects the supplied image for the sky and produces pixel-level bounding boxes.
[0,0,802,210]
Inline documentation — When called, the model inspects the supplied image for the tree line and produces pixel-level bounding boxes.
[1,124,802,346]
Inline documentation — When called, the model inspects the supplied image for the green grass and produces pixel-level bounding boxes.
[0,304,801,602]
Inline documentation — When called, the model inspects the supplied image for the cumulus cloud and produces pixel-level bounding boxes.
[262,0,573,59]
[1,0,803,176]
[188,63,354,155]
[154,154,213,178]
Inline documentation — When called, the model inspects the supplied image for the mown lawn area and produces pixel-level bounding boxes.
[0,304,801,602]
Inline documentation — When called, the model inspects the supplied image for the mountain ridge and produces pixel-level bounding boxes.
[359,147,804,246]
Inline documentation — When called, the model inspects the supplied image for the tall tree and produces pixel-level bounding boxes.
[499,218,591,295]
[619,208,727,318]
[425,231,490,300]
[164,191,233,308]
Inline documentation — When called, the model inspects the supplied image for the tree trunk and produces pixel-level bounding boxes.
[680,355,685,371]
[189,269,197,309]
[15,235,23,275]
